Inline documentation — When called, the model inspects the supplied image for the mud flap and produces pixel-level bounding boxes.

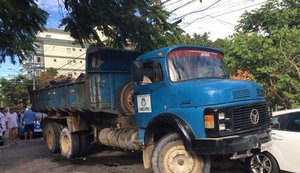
[143,144,154,169]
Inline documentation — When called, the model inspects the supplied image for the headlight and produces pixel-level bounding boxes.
[218,112,225,120]
[219,123,226,131]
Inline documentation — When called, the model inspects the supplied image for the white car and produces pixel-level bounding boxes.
[247,109,300,173]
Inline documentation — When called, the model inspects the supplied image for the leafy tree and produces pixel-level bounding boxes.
[0,76,31,110]
[164,32,225,50]
[61,0,183,51]
[225,0,300,109]
[35,68,59,88]
[45,68,58,78]
[0,0,48,64]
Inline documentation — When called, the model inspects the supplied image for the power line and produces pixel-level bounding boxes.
[170,0,198,13]
[182,1,266,28]
[75,63,85,70]
[171,0,221,23]
[180,0,221,18]
[163,0,182,7]
[162,0,174,5]
[56,52,86,70]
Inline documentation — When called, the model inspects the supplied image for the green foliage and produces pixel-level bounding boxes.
[45,68,58,78]
[164,32,225,50]
[237,0,300,34]
[61,0,183,51]
[0,76,31,110]
[0,0,48,64]
[225,0,300,109]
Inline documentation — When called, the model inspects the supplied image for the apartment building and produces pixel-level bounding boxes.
[25,28,87,78]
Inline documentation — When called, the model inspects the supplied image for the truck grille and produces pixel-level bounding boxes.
[232,102,270,134]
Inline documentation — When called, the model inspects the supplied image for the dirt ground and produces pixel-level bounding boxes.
[0,138,246,173]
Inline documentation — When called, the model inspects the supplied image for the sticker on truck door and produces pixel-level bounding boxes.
[137,94,152,113]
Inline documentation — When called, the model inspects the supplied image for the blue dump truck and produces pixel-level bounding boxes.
[32,45,271,173]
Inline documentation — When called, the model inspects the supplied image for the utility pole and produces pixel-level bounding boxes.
[28,62,40,90]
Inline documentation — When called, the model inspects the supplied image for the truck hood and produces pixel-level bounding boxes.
[177,79,264,107]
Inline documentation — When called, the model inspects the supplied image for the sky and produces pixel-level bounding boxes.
[0,0,266,79]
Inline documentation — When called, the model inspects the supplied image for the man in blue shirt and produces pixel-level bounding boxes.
[23,106,36,141]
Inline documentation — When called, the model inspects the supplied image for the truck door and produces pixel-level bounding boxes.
[135,60,167,128]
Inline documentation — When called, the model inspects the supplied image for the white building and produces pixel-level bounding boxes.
[26,28,87,78]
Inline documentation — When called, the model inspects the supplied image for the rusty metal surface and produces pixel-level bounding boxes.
[32,81,88,113]
[98,128,141,151]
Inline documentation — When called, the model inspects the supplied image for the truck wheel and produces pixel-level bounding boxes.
[152,133,205,173]
[60,128,80,158]
[117,81,134,114]
[78,132,89,156]
[45,122,61,153]
[246,152,279,173]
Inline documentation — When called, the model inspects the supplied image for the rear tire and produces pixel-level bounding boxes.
[44,122,61,153]
[60,128,80,159]
[78,132,89,156]
[151,133,207,173]
[116,81,134,114]
[246,152,280,173]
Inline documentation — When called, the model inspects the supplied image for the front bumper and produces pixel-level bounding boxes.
[192,131,270,155]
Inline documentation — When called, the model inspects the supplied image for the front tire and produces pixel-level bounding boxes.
[246,152,280,173]
[151,133,206,173]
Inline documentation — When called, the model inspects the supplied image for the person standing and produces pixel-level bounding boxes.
[23,106,36,141]
[5,107,19,144]
[0,108,7,140]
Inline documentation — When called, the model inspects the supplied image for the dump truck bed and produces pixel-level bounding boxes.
[32,81,88,112]
[31,47,142,114]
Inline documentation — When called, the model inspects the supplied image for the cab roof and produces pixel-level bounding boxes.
[136,45,224,61]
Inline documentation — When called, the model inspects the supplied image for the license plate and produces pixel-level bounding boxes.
[34,129,42,132]
[261,141,272,152]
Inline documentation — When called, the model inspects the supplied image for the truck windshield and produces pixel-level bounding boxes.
[167,49,228,82]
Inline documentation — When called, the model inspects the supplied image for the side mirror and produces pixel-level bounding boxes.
[132,61,143,82]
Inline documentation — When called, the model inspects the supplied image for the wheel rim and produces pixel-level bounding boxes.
[164,145,200,173]
[46,127,54,150]
[61,134,70,155]
[250,154,272,173]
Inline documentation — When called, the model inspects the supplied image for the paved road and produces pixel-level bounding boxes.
[0,138,246,173]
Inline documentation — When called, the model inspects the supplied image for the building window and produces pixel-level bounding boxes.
[37,57,41,62]
[73,48,76,51]
[68,72,72,77]
[80,61,82,63]
[45,34,51,38]
[79,49,82,52]
[67,48,71,53]
[53,59,57,62]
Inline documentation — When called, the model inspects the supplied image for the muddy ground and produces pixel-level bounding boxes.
[0,138,246,173]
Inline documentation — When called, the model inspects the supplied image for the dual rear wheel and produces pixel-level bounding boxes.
[44,122,89,158]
